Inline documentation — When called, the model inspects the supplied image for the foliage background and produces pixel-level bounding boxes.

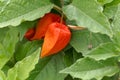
[0,0,120,80]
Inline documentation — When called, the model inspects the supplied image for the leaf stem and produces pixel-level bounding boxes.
[67,25,86,30]
[60,0,64,24]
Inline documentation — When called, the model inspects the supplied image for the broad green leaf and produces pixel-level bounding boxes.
[70,30,111,54]
[27,53,66,80]
[84,42,119,60]
[97,0,113,5]
[0,70,6,80]
[103,0,120,19]
[0,27,9,42]
[0,28,18,69]
[14,40,42,61]
[112,4,120,48]
[103,0,120,23]
[63,0,113,37]
[112,32,120,48]
[6,48,40,80]
[104,6,117,19]
[60,58,119,80]
[2,65,10,75]
[0,0,9,12]
[118,56,120,62]
[112,4,120,32]
[0,0,54,28]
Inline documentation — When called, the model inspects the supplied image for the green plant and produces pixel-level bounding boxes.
[0,0,120,80]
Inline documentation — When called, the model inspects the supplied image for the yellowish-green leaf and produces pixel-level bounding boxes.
[0,70,6,80]
[6,48,40,80]
[0,28,19,69]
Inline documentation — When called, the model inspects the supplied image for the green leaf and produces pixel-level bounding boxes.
[65,75,80,80]
[63,48,74,67]
[0,27,9,42]
[2,65,10,75]
[70,30,111,54]
[14,40,42,61]
[64,0,72,5]
[6,48,40,80]
[63,0,113,37]
[112,32,120,48]
[73,50,83,62]
[63,48,82,67]
[103,0,120,19]
[0,0,54,28]
[112,4,120,32]
[102,75,119,80]
[26,56,51,80]
[50,0,62,7]
[0,28,19,69]
[0,0,9,12]
[97,0,113,5]
[84,42,120,60]
[60,58,119,80]
[0,70,6,80]
[27,53,66,80]
[112,4,120,48]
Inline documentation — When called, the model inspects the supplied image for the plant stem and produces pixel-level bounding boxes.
[60,0,64,24]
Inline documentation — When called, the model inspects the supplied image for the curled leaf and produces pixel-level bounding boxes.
[40,22,71,58]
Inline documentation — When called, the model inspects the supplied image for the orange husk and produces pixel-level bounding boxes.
[30,13,62,40]
[40,22,71,58]
[24,28,35,40]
